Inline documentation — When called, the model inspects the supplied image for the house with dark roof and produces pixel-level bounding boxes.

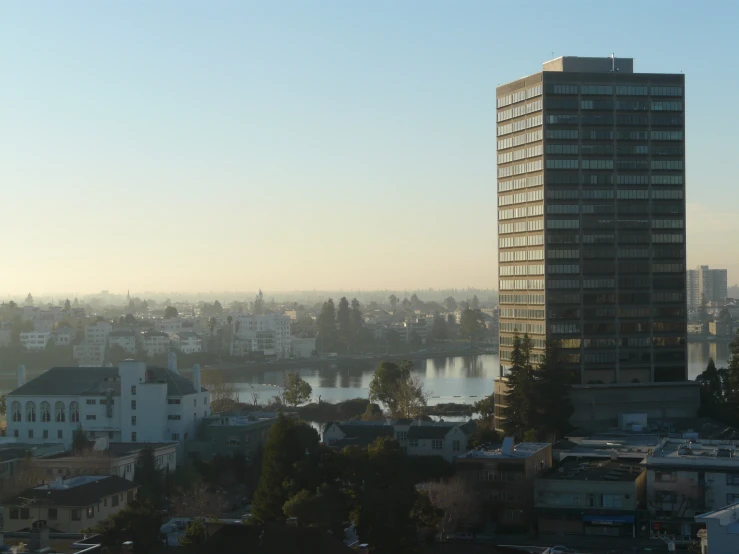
[2,474,138,533]
[323,419,476,462]
[6,360,209,462]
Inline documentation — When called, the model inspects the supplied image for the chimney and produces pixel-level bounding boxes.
[192,364,201,393]
[168,351,178,374]
[502,437,514,455]
[385,417,392,426]
[17,365,26,388]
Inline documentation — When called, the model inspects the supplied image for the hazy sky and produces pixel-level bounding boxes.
[3,1,738,296]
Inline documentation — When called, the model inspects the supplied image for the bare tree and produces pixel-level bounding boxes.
[201,369,239,414]
[248,384,261,407]
[172,485,228,538]
[425,478,480,538]
[648,476,703,520]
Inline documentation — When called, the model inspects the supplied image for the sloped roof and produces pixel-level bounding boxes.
[408,424,457,440]
[8,366,200,397]
[2,475,137,507]
[332,422,394,446]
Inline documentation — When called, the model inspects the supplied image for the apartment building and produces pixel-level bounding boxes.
[687,265,728,310]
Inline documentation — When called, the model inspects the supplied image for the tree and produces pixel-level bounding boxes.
[25,293,33,306]
[316,298,337,352]
[164,306,178,319]
[252,414,320,523]
[401,298,412,311]
[179,519,207,547]
[253,290,265,315]
[501,332,534,439]
[443,297,457,311]
[698,294,709,331]
[213,300,223,314]
[124,313,137,325]
[431,312,448,341]
[0,394,5,416]
[532,340,574,440]
[201,370,239,413]
[410,294,423,310]
[459,308,486,342]
[368,361,428,418]
[350,298,363,335]
[337,297,352,344]
[63,298,71,311]
[470,294,480,310]
[283,371,312,407]
[87,500,161,554]
[72,426,91,455]
[388,294,398,311]
[134,446,166,507]
[282,483,349,537]
[425,478,480,538]
[172,484,226,526]
[697,358,725,418]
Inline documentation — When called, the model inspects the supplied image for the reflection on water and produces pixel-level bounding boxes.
[688,339,731,379]
[231,354,501,406]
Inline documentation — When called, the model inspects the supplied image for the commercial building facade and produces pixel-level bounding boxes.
[497,56,686,386]
[687,265,728,311]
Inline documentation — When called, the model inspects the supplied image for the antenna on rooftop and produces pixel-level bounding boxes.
[611,53,616,72]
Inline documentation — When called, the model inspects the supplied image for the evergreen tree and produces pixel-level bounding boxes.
[63,298,71,311]
[500,332,534,439]
[388,294,398,311]
[697,358,725,418]
[471,294,480,310]
[532,340,574,440]
[316,298,337,352]
[251,414,319,523]
[337,297,352,344]
[431,312,447,340]
[350,298,363,335]
[134,446,166,507]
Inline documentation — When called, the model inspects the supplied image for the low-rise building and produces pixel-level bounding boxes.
[186,413,279,462]
[86,321,112,346]
[51,328,73,346]
[171,331,202,354]
[156,318,183,334]
[108,329,138,354]
[6,360,209,460]
[0,328,11,347]
[323,420,396,448]
[695,501,739,554]
[142,330,169,356]
[535,456,647,537]
[1,475,138,533]
[455,439,552,533]
[0,442,67,492]
[33,440,177,481]
[73,344,106,366]
[20,331,51,351]
[645,438,739,539]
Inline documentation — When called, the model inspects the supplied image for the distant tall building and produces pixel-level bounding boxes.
[497,56,686,385]
[687,265,727,310]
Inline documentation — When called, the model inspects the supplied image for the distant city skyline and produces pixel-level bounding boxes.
[3,2,739,294]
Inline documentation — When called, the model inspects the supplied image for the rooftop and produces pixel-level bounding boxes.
[648,438,739,466]
[542,457,644,482]
[461,440,550,460]
[696,501,739,532]
[2,475,137,507]
[8,365,202,397]
[542,55,634,74]
[209,413,279,427]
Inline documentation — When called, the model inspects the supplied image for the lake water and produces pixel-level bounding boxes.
[0,338,730,403]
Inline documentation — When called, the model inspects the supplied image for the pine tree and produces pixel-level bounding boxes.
[532,340,574,440]
[501,332,534,439]
[337,297,351,344]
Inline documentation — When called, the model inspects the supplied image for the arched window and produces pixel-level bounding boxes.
[55,401,66,422]
[40,401,51,423]
[70,401,79,423]
[26,401,36,422]
[11,401,22,422]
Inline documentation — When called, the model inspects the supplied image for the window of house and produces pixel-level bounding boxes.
[727,474,739,486]
[43,430,49,439]
[409,439,419,448]
[86,415,96,420]
[28,430,34,439]
[504,509,520,522]
[395,431,407,440]
[48,508,57,520]
[431,440,442,450]
[104,498,107,507]
[131,416,137,426]
[19,507,29,519]
[172,433,180,440]
[131,386,136,395]
[131,400,136,410]
[602,494,623,508]
[226,437,240,446]
[167,415,181,420]
[131,432,137,442]
[86,399,96,405]
[87,507,94,519]
[452,440,461,451]
[9,509,19,519]
[728,493,739,504]
[112,495,120,507]
[168,399,181,404]
[127,491,134,503]
[58,430,63,439]
[184,432,188,440]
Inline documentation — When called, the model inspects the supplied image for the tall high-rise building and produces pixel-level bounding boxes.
[687,265,728,310]
[496,56,686,385]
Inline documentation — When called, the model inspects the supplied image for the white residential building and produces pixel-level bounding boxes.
[170,331,202,354]
[142,331,169,357]
[86,321,112,346]
[6,360,210,461]
[52,328,73,346]
[73,344,106,367]
[20,331,51,351]
[233,314,291,358]
[695,502,739,554]
[108,329,138,354]
[156,318,183,334]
